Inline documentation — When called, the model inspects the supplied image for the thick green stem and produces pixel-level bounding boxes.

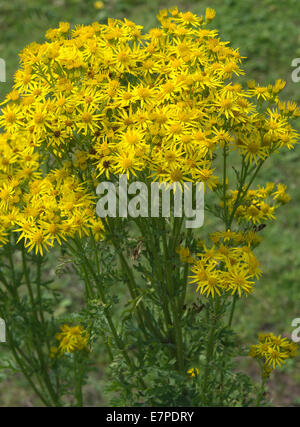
[202,320,216,404]
[21,248,60,406]
[256,377,266,407]
[74,354,83,407]
[160,217,185,372]
[228,294,238,327]
[104,219,165,342]
[223,145,228,226]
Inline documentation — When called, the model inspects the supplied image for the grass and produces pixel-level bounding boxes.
[0,0,299,406]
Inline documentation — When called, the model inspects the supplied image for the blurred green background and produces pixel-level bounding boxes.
[0,0,299,406]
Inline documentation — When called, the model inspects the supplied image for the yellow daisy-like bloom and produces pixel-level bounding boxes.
[55,324,89,354]
[176,246,195,264]
[187,368,199,378]
[205,8,216,23]
[225,267,254,297]
[190,262,224,298]
[94,1,104,10]
[49,346,59,359]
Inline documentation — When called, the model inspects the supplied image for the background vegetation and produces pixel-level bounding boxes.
[0,0,299,406]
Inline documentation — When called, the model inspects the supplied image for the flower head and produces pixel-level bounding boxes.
[55,324,89,354]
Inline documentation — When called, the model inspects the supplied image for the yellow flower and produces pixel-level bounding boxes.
[94,1,104,10]
[50,346,59,358]
[272,79,286,94]
[187,368,199,377]
[226,267,254,297]
[265,348,289,369]
[205,8,216,23]
[190,262,224,298]
[58,22,70,33]
[55,324,89,354]
[176,246,194,263]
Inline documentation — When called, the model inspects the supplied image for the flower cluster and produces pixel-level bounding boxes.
[189,235,262,298]
[53,324,89,355]
[250,333,298,377]
[187,367,199,378]
[226,182,291,225]
[0,132,104,254]
[0,8,298,255]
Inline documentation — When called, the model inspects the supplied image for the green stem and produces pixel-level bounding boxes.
[223,145,228,226]
[160,217,185,372]
[21,247,60,406]
[228,158,264,227]
[3,324,52,407]
[256,377,266,406]
[105,219,165,342]
[66,239,141,381]
[228,294,238,327]
[202,320,216,404]
[74,354,83,407]
[137,217,173,340]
